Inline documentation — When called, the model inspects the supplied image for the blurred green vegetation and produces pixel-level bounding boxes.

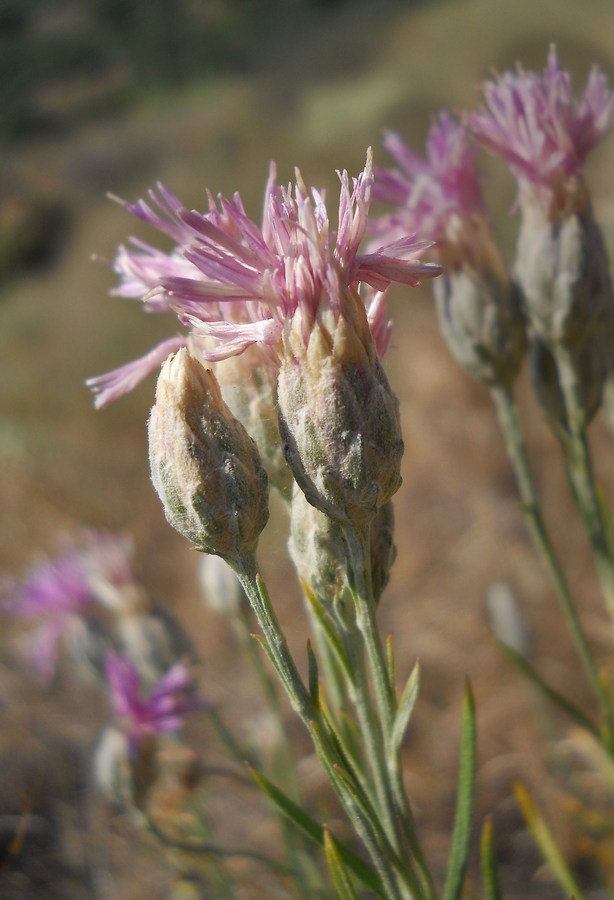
[0,0,423,143]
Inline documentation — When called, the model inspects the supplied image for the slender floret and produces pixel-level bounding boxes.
[106,651,200,752]
[88,152,440,408]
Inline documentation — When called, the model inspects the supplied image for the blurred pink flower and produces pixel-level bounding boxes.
[88,153,440,407]
[4,530,141,678]
[4,549,95,679]
[106,652,201,751]
[371,112,485,248]
[469,46,614,196]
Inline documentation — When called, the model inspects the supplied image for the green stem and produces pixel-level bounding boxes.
[344,527,435,900]
[231,552,408,900]
[554,344,614,626]
[490,384,614,746]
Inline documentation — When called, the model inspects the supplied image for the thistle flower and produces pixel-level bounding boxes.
[470,47,614,351]
[469,46,614,213]
[105,651,201,752]
[88,152,439,409]
[148,349,269,562]
[373,114,526,387]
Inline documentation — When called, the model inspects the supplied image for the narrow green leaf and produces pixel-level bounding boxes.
[324,826,359,900]
[301,579,353,679]
[498,641,600,738]
[480,817,502,900]
[389,660,420,759]
[249,633,279,674]
[246,764,385,898]
[319,693,365,782]
[596,485,614,559]
[514,784,585,900]
[307,640,320,708]
[443,681,477,900]
[386,635,395,688]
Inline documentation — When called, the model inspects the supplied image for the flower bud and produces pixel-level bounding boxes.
[288,485,349,604]
[277,289,403,529]
[288,486,396,606]
[198,553,244,616]
[117,608,194,685]
[148,349,269,563]
[529,335,605,431]
[215,349,293,501]
[515,182,612,349]
[94,727,132,803]
[433,267,527,387]
[370,500,396,603]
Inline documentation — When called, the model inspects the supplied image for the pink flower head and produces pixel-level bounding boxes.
[88,151,440,407]
[469,46,614,197]
[105,651,201,752]
[3,530,142,679]
[4,549,95,679]
[371,113,490,268]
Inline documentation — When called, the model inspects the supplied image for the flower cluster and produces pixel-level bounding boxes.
[88,151,440,410]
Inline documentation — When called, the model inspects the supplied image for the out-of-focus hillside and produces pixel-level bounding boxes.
[2,1,614,897]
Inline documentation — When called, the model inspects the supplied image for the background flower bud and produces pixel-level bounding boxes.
[277,292,403,530]
[198,553,244,616]
[215,349,293,501]
[148,349,269,562]
[515,184,612,350]
[529,335,606,431]
[433,268,527,387]
[289,487,396,607]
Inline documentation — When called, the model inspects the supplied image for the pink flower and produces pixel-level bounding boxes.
[469,46,614,195]
[371,112,486,249]
[88,152,440,407]
[105,652,201,751]
[3,530,141,678]
[4,549,95,679]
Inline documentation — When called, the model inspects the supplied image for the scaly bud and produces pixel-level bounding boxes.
[215,349,293,501]
[277,286,403,529]
[198,554,244,616]
[529,334,605,431]
[433,266,527,387]
[289,487,396,606]
[288,485,349,604]
[515,182,612,349]
[148,349,269,563]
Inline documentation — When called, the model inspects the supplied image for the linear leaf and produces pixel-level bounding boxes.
[443,681,477,900]
[301,579,353,679]
[514,783,585,900]
[247,764,385,898]
[307,640,320,708]
[324,826,360,900]
[498,641,600,738]
[389,660,420,759]
[386,635,395,688]
[480,817,502,900]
